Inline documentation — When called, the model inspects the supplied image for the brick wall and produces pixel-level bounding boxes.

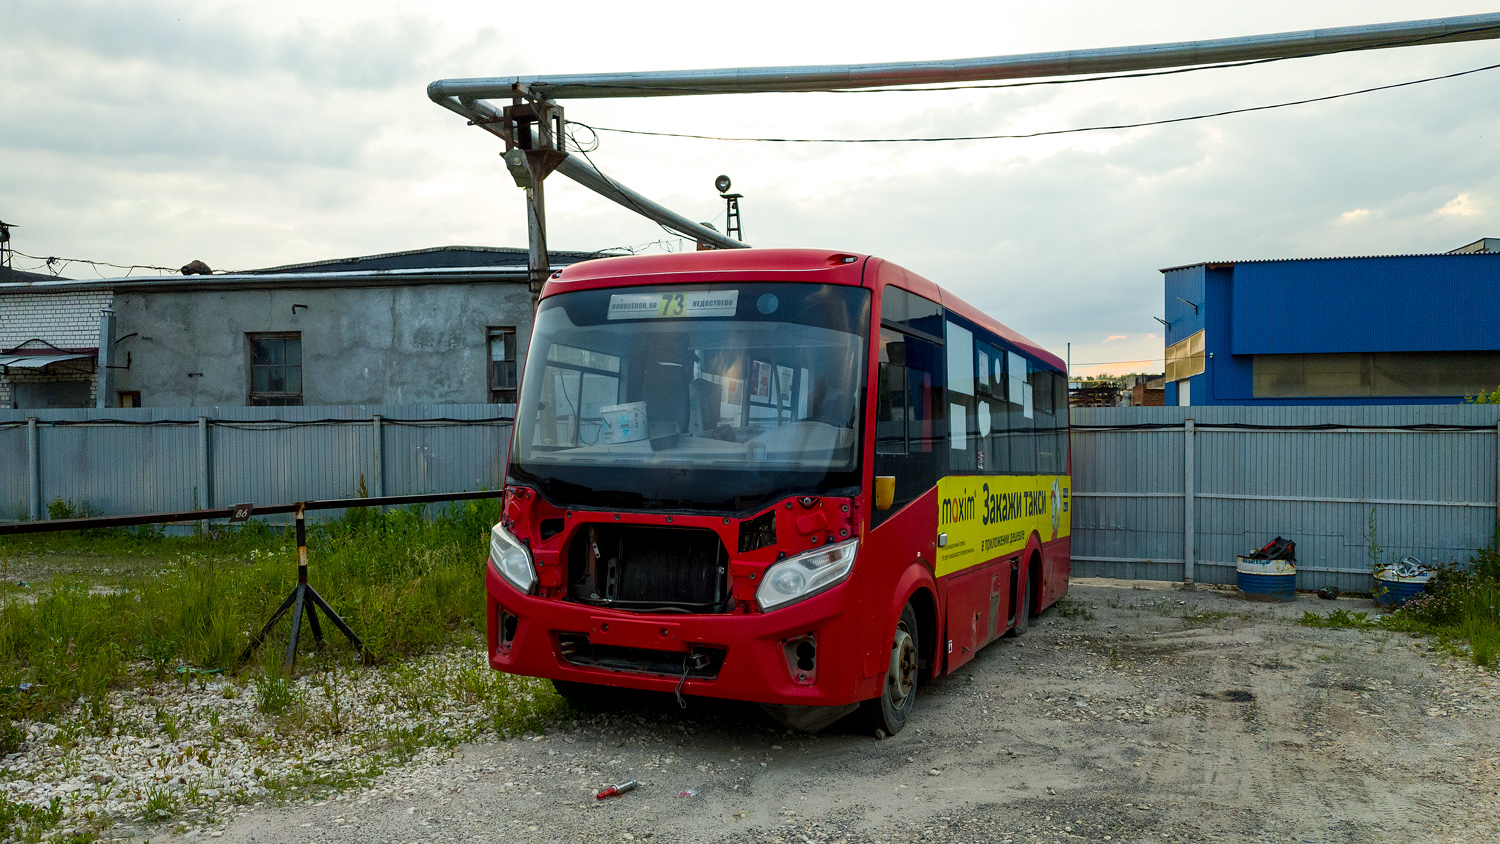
[0,289,113,408]
[0,290,113,349]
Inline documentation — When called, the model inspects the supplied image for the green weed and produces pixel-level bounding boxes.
[254,674,297,717]
[0,499,500,723]
[379,724,445,763]
[0,794,65,843]
[1299,609,1377,630]
[1054,597,1095,621]
[152,705,181,741]
[141,786,177,822]
[1382,527,1500,669]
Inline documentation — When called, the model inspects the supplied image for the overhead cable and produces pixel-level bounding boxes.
[571,60,1500,144]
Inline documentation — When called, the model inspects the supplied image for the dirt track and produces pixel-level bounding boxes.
[206,579,1500,844]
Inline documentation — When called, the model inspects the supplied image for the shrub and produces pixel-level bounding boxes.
[1388,525,1500,668]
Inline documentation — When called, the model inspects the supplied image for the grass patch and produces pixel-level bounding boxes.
[141,785,178,822]
[0,499,500,724]
[1295,530,1500,669]
[1385,567,1500,668]
[1299,609,1378,630]
[1053,597,1095,620]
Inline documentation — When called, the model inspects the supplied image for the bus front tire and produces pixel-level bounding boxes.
[862,602,919,736]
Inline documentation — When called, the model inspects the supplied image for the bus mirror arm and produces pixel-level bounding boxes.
[874,476,896,511]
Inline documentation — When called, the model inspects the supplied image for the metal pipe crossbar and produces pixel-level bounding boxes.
[429,13,1500,101]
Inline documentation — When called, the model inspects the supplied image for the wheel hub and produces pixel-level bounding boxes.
[889,626,917,703]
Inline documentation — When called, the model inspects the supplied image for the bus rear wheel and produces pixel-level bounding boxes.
[861,602,919,736]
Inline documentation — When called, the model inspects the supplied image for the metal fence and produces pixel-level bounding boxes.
[6,404,1500,592]
[0,405,512,524]
[1070,405,1500,592]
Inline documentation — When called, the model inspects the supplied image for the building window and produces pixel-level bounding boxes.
[1165,330,1206,382]
[248,333,303,406]
[118,391,141,408]
[489,327,518,404]
[1253,352,1500,398]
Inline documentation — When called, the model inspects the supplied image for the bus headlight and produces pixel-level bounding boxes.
[756,539,858,611]
[489,523,536,595]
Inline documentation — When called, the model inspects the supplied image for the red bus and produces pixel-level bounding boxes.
[486,248,1071,734]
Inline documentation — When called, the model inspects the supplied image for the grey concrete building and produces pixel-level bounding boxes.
[0,246,599,409]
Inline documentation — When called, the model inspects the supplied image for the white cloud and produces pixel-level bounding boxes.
[2,0,1498,360]
[1439,194,1481,216]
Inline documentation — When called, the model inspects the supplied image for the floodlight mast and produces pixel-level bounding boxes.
[427,12,1500,291]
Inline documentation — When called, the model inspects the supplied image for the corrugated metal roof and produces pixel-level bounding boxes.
[0,266,70,284]
[249,245,612,274]
[0,353,93,367]
[1160,248,1500,274]
[0,245,621,294]
[0,266,536,295]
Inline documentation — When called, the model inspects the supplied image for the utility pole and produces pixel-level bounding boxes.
[494,98,568,303]
[0,220,14,270]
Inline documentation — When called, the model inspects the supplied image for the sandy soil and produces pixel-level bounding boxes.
[204,579,1500,844]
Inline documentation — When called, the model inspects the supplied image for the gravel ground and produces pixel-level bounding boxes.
[9,578,1499,843]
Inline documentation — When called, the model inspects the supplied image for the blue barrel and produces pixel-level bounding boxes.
[1374,575,1428,608]
[1237,556,1297,602]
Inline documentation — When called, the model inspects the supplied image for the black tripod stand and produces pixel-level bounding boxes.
[241,504,365,670]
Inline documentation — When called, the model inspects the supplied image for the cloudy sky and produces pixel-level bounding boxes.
[3,0,1498,375]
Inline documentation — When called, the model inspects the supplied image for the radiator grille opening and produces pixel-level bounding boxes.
[566,524,731,613]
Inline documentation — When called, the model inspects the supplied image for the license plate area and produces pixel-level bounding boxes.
[555,632,726,678]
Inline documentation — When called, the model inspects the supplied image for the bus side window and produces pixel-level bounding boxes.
[1034,369,1057,473]
[1007,352,1036,473]
[874,334,944,524]
[985,345,1011,473]
[945,318,978,473]
[1053,370,1071,472]
[876,328,907,453]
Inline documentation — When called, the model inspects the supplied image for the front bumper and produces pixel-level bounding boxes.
[485,560,870,706]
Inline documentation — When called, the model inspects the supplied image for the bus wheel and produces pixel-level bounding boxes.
[862,602,919,736]
[1006,583,1031,637]
[1008,554,1042,637]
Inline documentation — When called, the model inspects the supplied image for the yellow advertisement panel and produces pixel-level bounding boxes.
[935,474,1071,577]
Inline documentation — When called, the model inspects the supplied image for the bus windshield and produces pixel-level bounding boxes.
[510,282,871,513]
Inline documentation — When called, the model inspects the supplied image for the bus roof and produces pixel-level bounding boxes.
[548,248,1065,372]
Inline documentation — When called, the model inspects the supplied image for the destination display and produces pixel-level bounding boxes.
[607,290,740,320]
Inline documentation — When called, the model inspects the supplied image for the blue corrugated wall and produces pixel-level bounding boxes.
[1163,252,1500,405]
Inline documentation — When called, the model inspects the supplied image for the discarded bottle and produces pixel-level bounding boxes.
[596,779,638,800]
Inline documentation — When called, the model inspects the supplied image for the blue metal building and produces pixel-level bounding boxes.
[1160,238,1500,406]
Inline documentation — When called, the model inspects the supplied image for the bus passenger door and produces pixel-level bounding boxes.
[866,327,944,678]
[873,329,943,521]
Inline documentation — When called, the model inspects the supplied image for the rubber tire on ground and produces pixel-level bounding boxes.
[1005,576,1032,638]
[1008,556,1043,637]
[551,679,608,713]
[861,602,920,736]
